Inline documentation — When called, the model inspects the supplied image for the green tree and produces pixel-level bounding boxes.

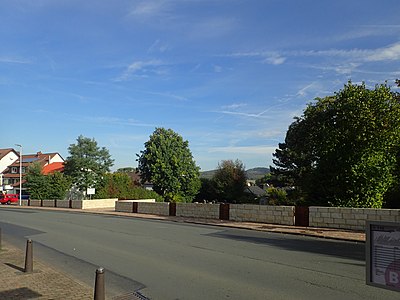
[25,163,49,200]
[195,178,218,202]
[137,127,201,202]
[25,163,71,200]
[47,172,72,200]
[213,159,247,203]
[271,82,400,208]
[64,135,114,194]
[95,172,162,201]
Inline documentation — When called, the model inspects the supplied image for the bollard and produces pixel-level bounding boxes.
[94,267,105,300]
[24,239,33,273]
[0,228,2,250]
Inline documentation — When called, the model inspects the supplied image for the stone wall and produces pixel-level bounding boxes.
[29,199,42,207]
[56,200,71,208]
[115,201,134,213]
[309,207,400,231]
[42,200,56,207]
[176,203,220,219]
[72,199,118,209]
[230,204,295,225]
[138,202,169,216]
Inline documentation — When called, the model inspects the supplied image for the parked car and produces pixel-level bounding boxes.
[0,193,19,205]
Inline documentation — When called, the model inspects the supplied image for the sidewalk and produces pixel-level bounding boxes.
[0,205,365,299]
[0,241,93,299]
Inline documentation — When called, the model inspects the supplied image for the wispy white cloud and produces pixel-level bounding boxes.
[227,51,286,65]
[85,116,155,127]
[222,103,247,110]
[148,39,170,53]
[365,42,400,62]
[190,17,237,39]
[115,59,164,81]
[129,0,170,18]
[0,56,31,64]
[208,145,277,155]
[147,91,188,102]
[333,25,400,42]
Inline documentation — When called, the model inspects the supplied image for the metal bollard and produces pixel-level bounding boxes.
[24,239,33,273]
[94,267,105,300]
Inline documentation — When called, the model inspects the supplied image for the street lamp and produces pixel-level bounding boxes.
[15,144,22,206]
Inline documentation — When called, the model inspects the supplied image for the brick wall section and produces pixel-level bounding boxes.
[309,207,400,231]
[42,200,55,207]
[230,204,295,225]
[176,203,220,219]
[115,201,134,213]
[138,202,169,216]
[56,200,70,208]
[29,199,42,207]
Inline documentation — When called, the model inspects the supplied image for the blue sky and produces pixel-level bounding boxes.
[2,0,400,171]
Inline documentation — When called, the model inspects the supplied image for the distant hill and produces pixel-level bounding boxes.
[200,167,269,180]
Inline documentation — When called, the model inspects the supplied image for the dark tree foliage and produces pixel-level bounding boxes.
[64,135,114,192]
[271,82,400,208]
[213,159,247,203]
[95,172,162,201]
[25,162,72,200]
[137,128,201,202]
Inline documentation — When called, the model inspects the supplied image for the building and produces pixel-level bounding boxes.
[1,150,65,194]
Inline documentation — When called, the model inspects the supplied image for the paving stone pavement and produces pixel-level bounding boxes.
[0,205,366,299]
[0,241,93,300]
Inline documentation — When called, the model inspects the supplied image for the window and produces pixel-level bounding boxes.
[11,167,18,174]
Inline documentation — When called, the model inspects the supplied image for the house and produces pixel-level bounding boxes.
[2,151,65,194]
[0,149,19,191]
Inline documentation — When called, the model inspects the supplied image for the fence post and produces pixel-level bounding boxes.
[94,267,105,300]
[24,239,33,273]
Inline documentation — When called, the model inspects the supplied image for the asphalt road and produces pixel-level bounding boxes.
[0,207,398,300]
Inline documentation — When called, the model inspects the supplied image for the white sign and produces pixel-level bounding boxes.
[87,188,96,195]
[366,221,400,292]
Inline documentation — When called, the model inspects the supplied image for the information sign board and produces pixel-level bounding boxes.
[366,221,400,292]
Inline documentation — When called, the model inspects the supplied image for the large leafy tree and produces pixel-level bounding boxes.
[271,82,400,208]
[25,163,72,200]
[213,159,247,203]
[64,135,114,193]
[95,172,162,201]
[137,127,201,202]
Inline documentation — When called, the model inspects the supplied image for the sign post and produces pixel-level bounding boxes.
[87,188,95,200]
[366,221,400,292]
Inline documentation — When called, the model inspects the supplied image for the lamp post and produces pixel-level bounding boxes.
[15,144,22,206]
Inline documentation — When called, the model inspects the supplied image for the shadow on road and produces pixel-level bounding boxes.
[207,229,365,261]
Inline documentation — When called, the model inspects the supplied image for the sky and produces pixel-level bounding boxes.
[1,0,400,171]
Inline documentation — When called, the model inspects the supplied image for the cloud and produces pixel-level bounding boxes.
[0,56,31,64]
[365,42,400,62]
[84,116,155,127]
[228,51,286,65]
[147,91,188,102]
[116,59,164,81]
[208,145,277,155]
[129,0,170,18]
[222,103,247,110]
[148,39,170,53]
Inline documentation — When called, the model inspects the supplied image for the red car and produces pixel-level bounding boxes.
[0,193,19,205]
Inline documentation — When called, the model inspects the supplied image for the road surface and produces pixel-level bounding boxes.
[0,207,397,299]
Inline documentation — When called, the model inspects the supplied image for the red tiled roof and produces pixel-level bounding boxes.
[42,162,65,174]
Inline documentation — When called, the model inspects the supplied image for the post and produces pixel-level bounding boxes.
[24,239,33,273]
[94,267,105,300]
[15,144,22,206]
[0,228,2,250]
